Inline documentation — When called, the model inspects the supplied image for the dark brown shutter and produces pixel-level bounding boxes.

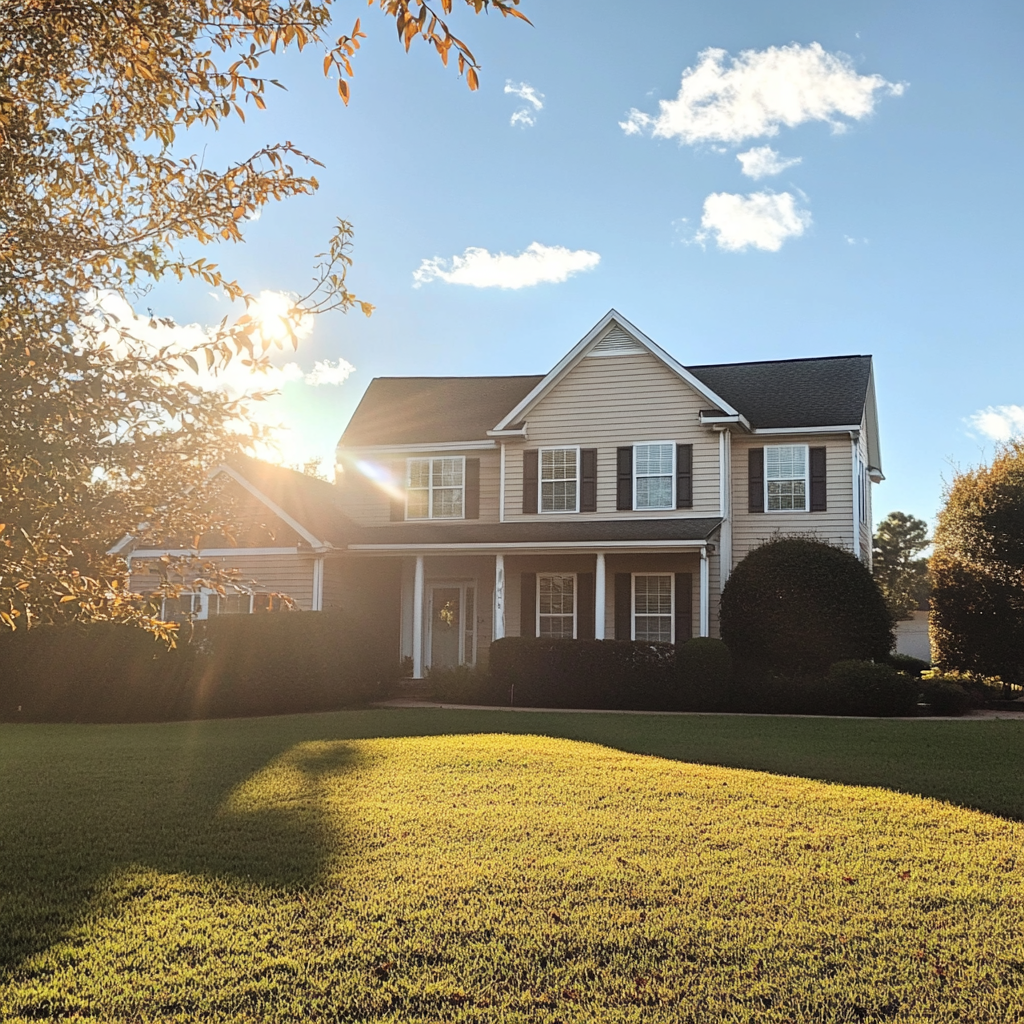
[465,458,480,519]
[616,447,633,511]
[522,449,538,514]
[674,573,693,644]
[577,572,595,640]
[676,444,693,509]
[809,447,827,512]
[748,448,764,513]
[389,460,405,521]
[580,448,597,512]
[614,573,631,640]
[520,573,536,638]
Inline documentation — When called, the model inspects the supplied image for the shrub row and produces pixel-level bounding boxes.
[0,612,401,723]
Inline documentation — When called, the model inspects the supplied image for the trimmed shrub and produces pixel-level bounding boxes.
[919,679,974,717]
[889,652,931,676]
[0,612,400,723]
[721,538,894,677]
[489,638,677,711]
[676,638,733,711]
[823,660,919,718]
[427,665,506,705]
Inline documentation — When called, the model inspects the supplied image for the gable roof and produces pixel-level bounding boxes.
[340,375,543,447]
[688,355,873,430]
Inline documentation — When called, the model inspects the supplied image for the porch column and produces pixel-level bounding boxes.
[699,546,710,638]
[594,551,606,639]
[493,554,505,640]
[412,554,425,678]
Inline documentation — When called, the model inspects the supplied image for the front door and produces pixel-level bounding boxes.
[426,582,476,670]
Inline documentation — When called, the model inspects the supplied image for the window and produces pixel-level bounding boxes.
[538,574,576,638]
[161,589,253,621]
[634,443,674,510]
[406,456,465,520]
[765,445,808,511]
[633,574,673,643]
[856,452,868,523]
[540,448,578,513]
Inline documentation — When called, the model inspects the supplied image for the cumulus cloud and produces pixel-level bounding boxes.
[620,42,904,144]
[413,242,600,289]
[696,191,811,252]
[304,358,355,387]
[505,80,544,128]
[968,406,1024,442]
[737,145,802,179]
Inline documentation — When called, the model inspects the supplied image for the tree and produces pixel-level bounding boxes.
[872,511,931,620]
[0,0,528,634]
[931,440,1024,684]
[720,537,894,677]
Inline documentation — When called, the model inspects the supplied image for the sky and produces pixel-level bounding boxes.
[143,0,1024,531]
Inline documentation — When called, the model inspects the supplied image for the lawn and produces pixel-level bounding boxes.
[2,709,1024,1022]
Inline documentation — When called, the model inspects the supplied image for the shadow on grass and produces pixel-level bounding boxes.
[0,720,366,971]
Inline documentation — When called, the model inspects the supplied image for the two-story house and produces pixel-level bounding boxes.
[121,310,882,679]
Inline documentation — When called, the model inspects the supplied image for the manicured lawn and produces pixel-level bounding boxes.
[2,709,1024,1022]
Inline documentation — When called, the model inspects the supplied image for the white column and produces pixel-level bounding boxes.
[412,555,425,678]
[699,546,710,638]
[311,556,324,611]
[594,551,606,639]
[493,554,505,640]
[718,429,733,587]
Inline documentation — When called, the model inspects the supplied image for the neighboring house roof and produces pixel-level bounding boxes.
[340,375,544,447]
[345,517,723,547]
[687,355,872,430]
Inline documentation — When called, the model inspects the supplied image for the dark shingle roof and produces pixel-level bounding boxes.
[687,355,872,429]
[346,517,722,546]
[340,375,544,446]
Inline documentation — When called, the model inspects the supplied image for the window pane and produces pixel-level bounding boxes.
[635,443,674,476]
[635,616,672,642]
[433,487,463,518]
[433,457,463,488]
[636,476,673,509]
[765,445,806,481]
[541,479,577,512]
[767,479,806,511]
[408,459,430,488]
[407,489,429,519]
[634,575,672,615]
[539,615,575,639]
[539,575,574,615]
[541,448,576,481]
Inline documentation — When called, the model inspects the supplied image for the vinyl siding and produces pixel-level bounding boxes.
[506,352,720,520]
[335,448,501,526]
[730,433,856,568]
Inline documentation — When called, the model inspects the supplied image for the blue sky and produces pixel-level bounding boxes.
[147,0,1024,530]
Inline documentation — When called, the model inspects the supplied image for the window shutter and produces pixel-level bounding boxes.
[614,573,631,640]
[389,461,405,521]
[616,448,633,511]
[676,444,693,509]
[465,458,480,519]
[674,573,693,644]
[520,572,536,638]
[580,448,597,512]
[748,448,764,513]
[809,447,827,512]
[577,572,595,640]
[522,449,538,514]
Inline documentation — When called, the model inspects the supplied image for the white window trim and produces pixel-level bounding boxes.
[764,443,810,514]
[161,587,254,621]
[633,441,676,512]
[631,572,674,644]
[536,572,578,639]
[405,455,467,521]
[538,446,581,515]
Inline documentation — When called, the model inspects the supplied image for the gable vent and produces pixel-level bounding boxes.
[587,324,645,357]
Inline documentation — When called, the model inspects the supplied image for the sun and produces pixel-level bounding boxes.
[246,290,312,348]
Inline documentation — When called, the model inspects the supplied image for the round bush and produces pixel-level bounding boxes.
[824,660,919,717]
[720,538,894,676]
[676,638,733,710]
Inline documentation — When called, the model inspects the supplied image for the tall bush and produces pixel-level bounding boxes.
[720,537,893,676]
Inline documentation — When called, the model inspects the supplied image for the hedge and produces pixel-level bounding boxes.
[0,612,401,723]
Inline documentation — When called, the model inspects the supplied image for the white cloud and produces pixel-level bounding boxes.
[505,80,544,127]
[968,406,1024,442]
[413,242,600,289]
[620,42,904,144]
[696,191,811,252]
[304,358,356,387]
[737,145,802,179]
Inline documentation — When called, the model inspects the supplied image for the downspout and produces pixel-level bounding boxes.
[699,546,710,638]
[717,428,732,587]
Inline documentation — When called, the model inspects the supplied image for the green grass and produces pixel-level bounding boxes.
[3,709,1024,1022]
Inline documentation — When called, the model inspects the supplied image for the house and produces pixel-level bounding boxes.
[122,310,883,677]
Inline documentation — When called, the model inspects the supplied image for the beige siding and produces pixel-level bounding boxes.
[730,433,856,568]
[506,351,721,520]
[129,552,317,609]
[335,448,501,526]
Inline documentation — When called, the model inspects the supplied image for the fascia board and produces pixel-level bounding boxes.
[863,362,883,479]
[491,309,741,431]
[751,425,862,435]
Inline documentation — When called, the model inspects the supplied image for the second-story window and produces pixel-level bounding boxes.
[540,448,578,513]
[407,456,465,519]
[634,443,675,510]
[765,445,808,511]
